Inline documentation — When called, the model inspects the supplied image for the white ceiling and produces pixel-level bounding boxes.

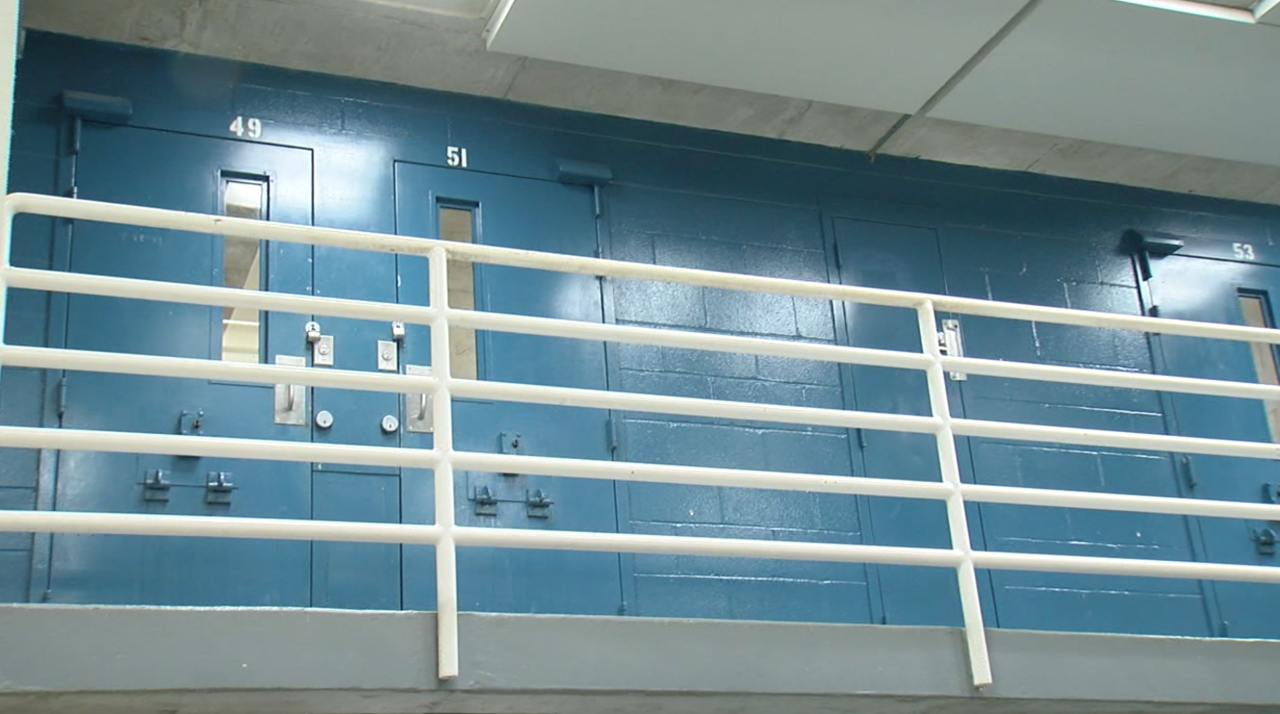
[934,0,1280,166]
[487,0,1280,168]
[487,0,1028,114]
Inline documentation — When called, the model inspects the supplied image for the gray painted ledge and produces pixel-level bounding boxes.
[1,605,1279,714]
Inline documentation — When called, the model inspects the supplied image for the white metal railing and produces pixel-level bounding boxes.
[1,193,1280,688]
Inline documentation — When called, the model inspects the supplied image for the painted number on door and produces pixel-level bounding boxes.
[446,146,469,168]
[1233,242,1257,261]
[229,116,263,139]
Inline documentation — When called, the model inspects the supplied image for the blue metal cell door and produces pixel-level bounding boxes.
[393,162,622,615]
[1146,249,1280,639]
[41,124,315,605]
[830,207,1207,637]
[828,211,988,628]
[603,188,873,624]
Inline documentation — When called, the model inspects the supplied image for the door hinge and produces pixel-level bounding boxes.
[606,415,619,453]
[832,240,842,270]
[55,377,68,419]
[1180,455,1197,490]
[70,115,82,156]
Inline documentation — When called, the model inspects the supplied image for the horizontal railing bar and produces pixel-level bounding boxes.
[0,510,444,544]
[3,267,440,327]
[952,418,1280,460]
[934,301,1280,345]
[942,355,1280,402]
[973,551,1280,585]
[451,526,964,567]
[12,266,1273,405]
[450,379,942,434]
[962,483,1280,522]
[0,346,441,395]
[0,427,440,469]
[450,309,934,371]
[460,452,1280,523]
[4,509,1280,584]
[12,193,1280,346]
[452,452,955,501]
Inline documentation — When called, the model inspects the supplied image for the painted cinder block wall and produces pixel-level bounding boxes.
[3,30,1280,637]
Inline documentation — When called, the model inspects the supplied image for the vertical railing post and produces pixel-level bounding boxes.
[0,0,21,395]
[428,245,460,680]
[916,300,993,688]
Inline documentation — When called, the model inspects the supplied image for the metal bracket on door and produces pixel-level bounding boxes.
[305,321,334,367]
[937,319,967,381]
[405,364,434,433]
[376,339,398,372]
[273,355,307,426]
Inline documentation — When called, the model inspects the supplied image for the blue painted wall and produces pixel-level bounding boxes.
[4,31,1280,636]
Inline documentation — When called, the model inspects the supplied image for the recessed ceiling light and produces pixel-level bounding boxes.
[1106,0,1260,24]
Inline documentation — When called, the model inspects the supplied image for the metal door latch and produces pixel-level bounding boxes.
[273,355,307,426]
[1253,528,1277,556]
[205,472,236,505]
[177,410,204,435]
[391,321,406,342]
[142,470,170,503]
[1262,483,1280,504]
[526,489,553,519]
[937,318,967,381]
[405,365,434,433]
[305,321,334,367]
[500,432,523,476]
[473,486,498,516]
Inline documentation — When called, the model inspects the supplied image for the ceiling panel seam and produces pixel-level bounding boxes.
[868,0,1046,159]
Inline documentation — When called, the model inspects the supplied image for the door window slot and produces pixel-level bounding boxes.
[1239,292,1280,443]
[439,205,477,380]
[220,177,267,364]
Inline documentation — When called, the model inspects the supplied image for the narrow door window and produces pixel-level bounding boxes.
[439,205,478,380]
[1239,292,1280,442]
[220,177,267,363]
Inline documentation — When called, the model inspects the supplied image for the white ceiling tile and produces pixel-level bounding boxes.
[488,0,1027,114]
[932,0,1280,166]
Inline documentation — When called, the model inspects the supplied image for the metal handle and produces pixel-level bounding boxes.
[273,355,307,426]
[405,365,434,433]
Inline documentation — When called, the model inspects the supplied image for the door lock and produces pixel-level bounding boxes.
[381,414,400,434]
[315,410,334,430]
[305,320,334,367]
[377,340,398,372]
